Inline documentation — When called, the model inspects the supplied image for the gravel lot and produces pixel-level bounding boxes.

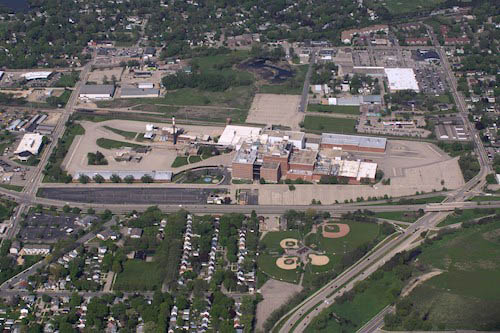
[246,93,302,129]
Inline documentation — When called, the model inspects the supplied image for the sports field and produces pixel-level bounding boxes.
[408,221,500,329]
[260,230,302,252]
[257,254,301,284]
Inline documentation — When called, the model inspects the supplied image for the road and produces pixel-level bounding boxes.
[298,51,316,113]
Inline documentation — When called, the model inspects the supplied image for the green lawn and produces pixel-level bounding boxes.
[96,138,144,150]
[54,72,80,87]
[171,156,189,168]
[437,208,499,227]
[369,195,446,206]
[103,126,137,140]
[0,199,17,221]
[307,104,360,115]
[260,230,303,252]
[259,65,308,95]
[257,254,301,284]
[383,0,445,15]
[469,196,500,202]
[407,221,500,330]
[375,211,422,223]
[306,271,403,332]
[114,260,164,291]
[0,184,23,192]
[303,116,357,134]
[188,155,202,163]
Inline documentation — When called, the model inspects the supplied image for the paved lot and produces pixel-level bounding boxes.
[246,94,302,129]
[37,187,219,204]
[256,279,303,331]
[63,119,227,175]
[18,212,81,242]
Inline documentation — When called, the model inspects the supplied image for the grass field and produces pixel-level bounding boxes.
[260,230,303,252]
[257,254,301,284]
[309,253,336,273]
[0,184,23,192]
[407,221,500,330]
[259,65,308,95]
[103,126,137,140]
[469,196,500,202]
[303,116,357,134]
[96,138,144,150]
[305,221,380,270]
[306,270,403,332]
[382,0,445,15]
[375,211,422,223]
[114,260,164,291]
[369,195,446,206]
[171,156,189,168]
[437,208,499,227]
[307,104,360,115]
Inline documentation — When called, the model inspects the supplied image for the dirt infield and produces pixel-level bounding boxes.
[322,223,350,239]
[280,238,300,249]
[276,256,298,270]
[308,254,330,266]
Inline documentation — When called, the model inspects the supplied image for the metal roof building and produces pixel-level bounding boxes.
[21,71,53,80]
[384,68,420,92]
[320,133,387,152]
[79,84,116,100]
[121,87,159,98]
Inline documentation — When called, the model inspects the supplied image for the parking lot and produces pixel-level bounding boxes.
[18,212,82,242]
[37,187,221,205]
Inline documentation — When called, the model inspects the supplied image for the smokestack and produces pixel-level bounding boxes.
[172,117,177,145]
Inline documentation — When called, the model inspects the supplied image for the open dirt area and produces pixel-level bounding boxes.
[276,257,298,270]
[62,119,231,175]
[309,254,330,266]
[256,279,303,331]
[87,67,124,84]
[401,269,443,297]
[246,93,302,129]
[280,238,300,249]
[322,223,350,239]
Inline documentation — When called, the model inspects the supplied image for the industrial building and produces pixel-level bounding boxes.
[79,84,116,100]
[21,72,53,81]
[384,68,420,92]
[120,87,160,98]
[320,133,387,153]
[229,128,381,184]
[14,133,44,161]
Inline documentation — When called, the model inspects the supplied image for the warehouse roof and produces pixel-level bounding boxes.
[14,133,44,155]
[384,68,420,92]
[321,133,387,150]
[121,87,159,97]
[80,84,116,95]
[21,71,53,80]
[218,125,262,147]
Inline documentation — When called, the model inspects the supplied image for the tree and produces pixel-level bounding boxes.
[63,205,71,213]
[141,174,154,183]
[110,174,121,183]
[78,174,90,184]
[93,174,105,183]
[112,260,123,273]
[124,175,135,184]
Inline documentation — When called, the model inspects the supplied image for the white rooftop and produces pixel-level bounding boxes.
[14,133,44,155]
[21,72,53,80]
[384,68,420,92]
[218,125,262,147]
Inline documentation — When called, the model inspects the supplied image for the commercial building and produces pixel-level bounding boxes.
[21,72,53,81]
[14,133,44,161]
[120,87,159,98]
[384,68,420,93]
[341,24,389,44]
[320,133,387,152]
[79,84,116,100]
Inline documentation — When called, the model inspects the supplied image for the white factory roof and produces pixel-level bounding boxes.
[14,133,44,155]
[321,133,387,150]
[21,71,53,80]
[384,68,420,92]
[218,125,262,147]
[334,160,377,180]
